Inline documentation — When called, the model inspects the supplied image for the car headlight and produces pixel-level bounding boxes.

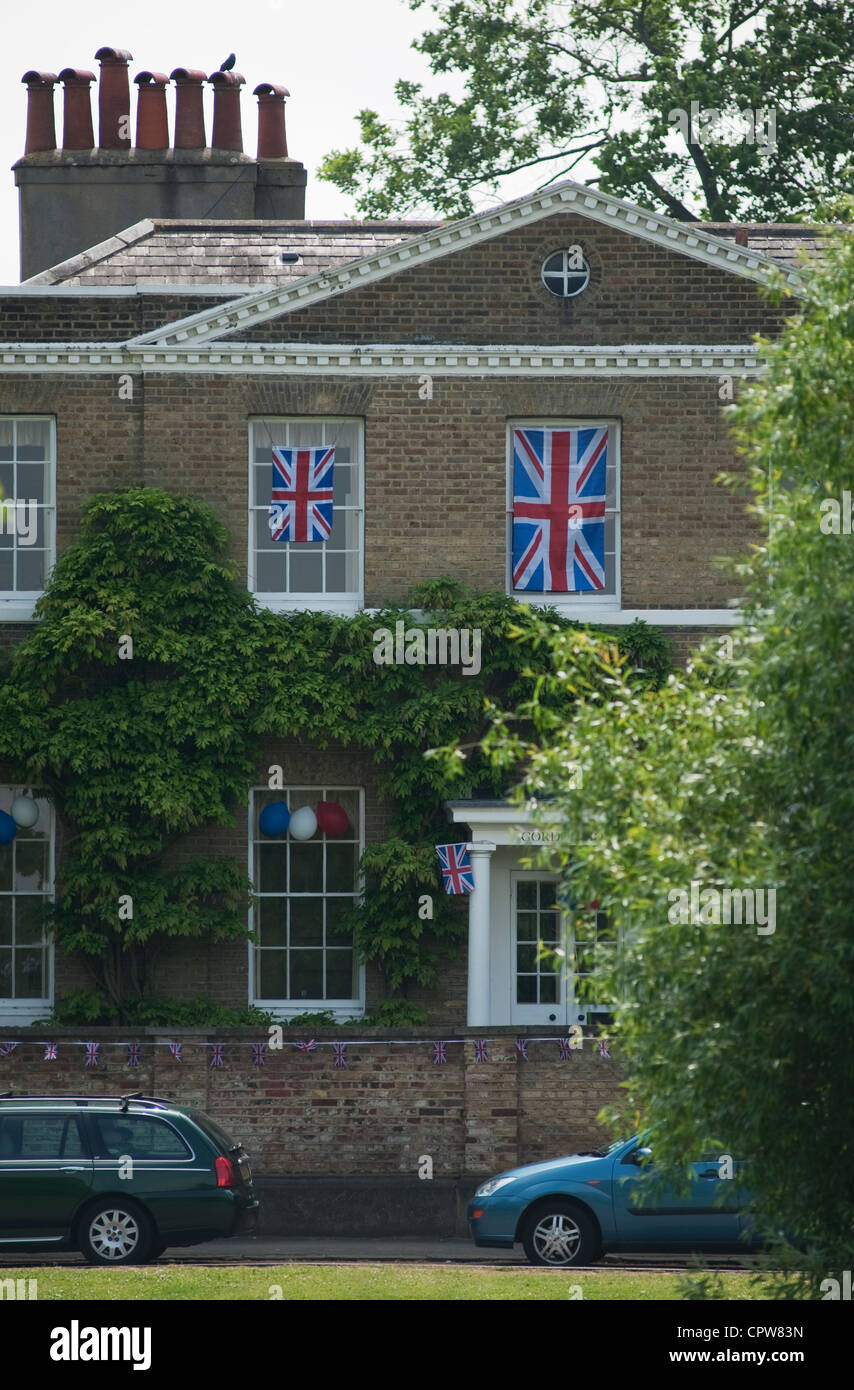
[475,1176,516,1198]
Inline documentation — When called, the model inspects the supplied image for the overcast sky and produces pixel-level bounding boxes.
[0,0,447,283]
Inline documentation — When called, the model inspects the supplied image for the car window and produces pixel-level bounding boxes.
[0,1113,87,1159]
[92,1115,192,1160]
[188,1109,238,1154]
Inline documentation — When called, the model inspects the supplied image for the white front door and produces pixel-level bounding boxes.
[510,873,568,1025]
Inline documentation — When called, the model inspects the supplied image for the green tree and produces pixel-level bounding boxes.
[466,216,854,1292]
[320,0,853,222]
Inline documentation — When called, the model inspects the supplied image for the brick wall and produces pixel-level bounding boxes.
[228,213,789,345]
[0,1028,619,1178]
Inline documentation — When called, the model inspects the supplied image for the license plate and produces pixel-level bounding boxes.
[239,1162,251,1181]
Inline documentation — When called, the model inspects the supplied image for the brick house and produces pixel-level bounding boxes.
[0,50,817,1212]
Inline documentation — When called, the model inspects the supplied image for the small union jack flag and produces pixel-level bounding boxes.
[516,1037,529,1060]
[169,1041,183,1063]
[597,1039,611,1058]
[296,1039,317,1053]
[0,1042,19,1057]
[252,1042,267,1067]
[44,1042,58,1061]
[436,843,474,894]
[333,1042,347,1068]
[126,1043,141,1068]
[269,445,335,543]
[210,1044,225,1068]
[474,1038,488,1063]
[85,1041,100,1068]
[558,1038,572,1060]
[432,1040,447,1065]
[512,426,609,591]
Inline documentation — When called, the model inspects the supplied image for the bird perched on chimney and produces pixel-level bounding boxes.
[218,54,236,72]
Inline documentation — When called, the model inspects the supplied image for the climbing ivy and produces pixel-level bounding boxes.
[0,487,670,1024]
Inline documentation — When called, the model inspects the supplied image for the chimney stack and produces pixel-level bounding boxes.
[21,72,58,153]
[58,68,95,150]
[170,67,207,148]
[209,69,245,151]
[95,46,132,148]
[134,71,169,150]
[16,47,307,281]
[254,82,289,159]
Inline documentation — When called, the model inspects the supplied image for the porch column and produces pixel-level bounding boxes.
[466,840,496,1027]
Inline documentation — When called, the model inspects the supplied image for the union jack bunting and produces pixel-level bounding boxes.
[515,1037,529,1060]
[557,1038,571,1060]
[512,426,609,592]
[597,1040,611,1058]
[168,1041,183,1063]
[0,1042,19,1057]
[432,1040,447,1065]
[252,1042,267,1067]
[296,1039,317,1053]
[210,1044,225,1068]
[85,1041,100,1068]
[44,1042,58,1061]
[333,1042,347,1069]
[474,1038,488,1063]
[269,445,335,543]
[126,1043,141,1068]
[436,843,474,895]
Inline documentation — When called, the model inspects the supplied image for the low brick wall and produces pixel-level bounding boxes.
[0,1027,622,1233]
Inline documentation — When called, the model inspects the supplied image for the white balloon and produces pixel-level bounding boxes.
[10,796,39,829]
[288,806,318,840]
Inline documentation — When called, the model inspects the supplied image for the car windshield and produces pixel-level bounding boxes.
[188,1109,241,1154]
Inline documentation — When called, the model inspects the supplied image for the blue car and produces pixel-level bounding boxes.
[468,1134,751,1266]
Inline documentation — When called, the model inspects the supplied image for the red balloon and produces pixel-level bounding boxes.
[316,801,350,836]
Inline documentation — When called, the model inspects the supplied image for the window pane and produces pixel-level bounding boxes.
[326,842,357,892]
[326,896,356,941]
[15,946,45,996]
[14,838,48,892]
[15,420,50,460]
[539,973,558,1004]
[290,950,323,999]
[16,463,46,502]
[256,551,287,592]
[289,842,323,892]
[289,897,323,946]
[94,1116,190,1159]
[540,881,557,909]
[288,549,323,592]
[16,548,45,590]
[256,844,287,893]
[0,552,13,590]
[326,950,355,999]
[517,882,537,909]
[0,422,12,460]
[517,975,537,1004]
[257,950,286,999]
[256,896,286,946]
[328,506,356,547]
[15,896,47,945]
[516,912,537,941]
[517,944,537,973]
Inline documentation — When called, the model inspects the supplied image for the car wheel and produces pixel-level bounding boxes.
[79,1200,152,1266]
[520,1201,600,1267]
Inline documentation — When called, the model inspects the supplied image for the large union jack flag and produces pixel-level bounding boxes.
[512,427,609,591]
[436,843,474,894]
[269,445,335,543]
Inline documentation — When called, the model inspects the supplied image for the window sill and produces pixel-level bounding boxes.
[0,1001,52,1025]
[254,596,363,618]
[256,1002,364,1023]
[0,597,40,622]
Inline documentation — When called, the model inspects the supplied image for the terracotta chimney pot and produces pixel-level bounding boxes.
[209,69,245,152]
[170,68,207,148]
[134,71,170,150]
[58,68,96,150]
[21,71,59,153]
[94,46,132,148]
[253,82,290,158]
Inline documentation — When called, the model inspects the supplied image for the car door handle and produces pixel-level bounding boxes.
[59,1166,86,1172]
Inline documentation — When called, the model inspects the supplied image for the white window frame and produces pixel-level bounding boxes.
[506,417,621,618]
[0,416,56,622]
[247,785,366,1021]
[248,416,364,617]
[0,787,55,1025]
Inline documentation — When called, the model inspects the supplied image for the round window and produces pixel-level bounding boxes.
[541,249,590,298]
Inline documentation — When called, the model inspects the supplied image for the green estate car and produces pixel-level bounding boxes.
[0,1093,259,1264]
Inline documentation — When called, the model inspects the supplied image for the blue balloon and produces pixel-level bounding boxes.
[0,811,17,845]
[259,801,291,837]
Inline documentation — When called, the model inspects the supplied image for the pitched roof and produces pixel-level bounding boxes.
[23,218,441,289]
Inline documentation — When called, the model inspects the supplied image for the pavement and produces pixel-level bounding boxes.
[0,1236,753,1267]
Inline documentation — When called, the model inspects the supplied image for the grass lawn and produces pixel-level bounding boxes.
[1,1264,792,1301]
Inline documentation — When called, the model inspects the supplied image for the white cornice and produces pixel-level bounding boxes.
[0,342,765,376]
[124,180,803,350]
